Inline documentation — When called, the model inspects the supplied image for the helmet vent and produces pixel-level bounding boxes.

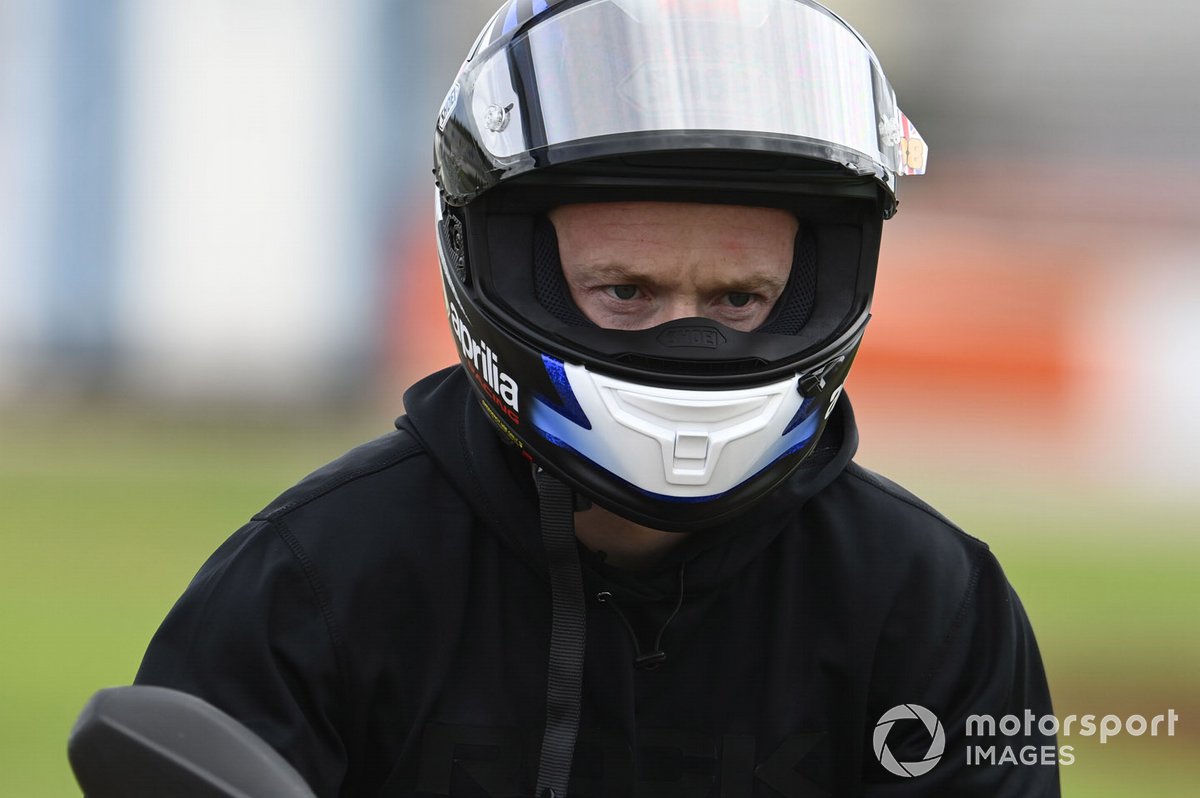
[440,210,469,283]
[533,217,595,327]
[758,227,817,335]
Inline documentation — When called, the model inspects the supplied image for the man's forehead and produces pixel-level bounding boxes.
[575,260,791,291]
[549,203,795,285]
[551,202,796,289]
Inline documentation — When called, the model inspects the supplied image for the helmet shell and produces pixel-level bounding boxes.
[432,0,925,531]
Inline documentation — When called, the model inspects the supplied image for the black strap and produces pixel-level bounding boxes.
[533,468,586,798]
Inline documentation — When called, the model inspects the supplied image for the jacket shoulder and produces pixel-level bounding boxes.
[253,425,427,522]
[804,461,999,653]
[836,460,990,555]
[245,419,482,596]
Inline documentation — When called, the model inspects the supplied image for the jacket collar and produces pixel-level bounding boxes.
[401,366,858,599]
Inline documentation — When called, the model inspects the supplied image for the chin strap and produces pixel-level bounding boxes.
[532,467,586,798]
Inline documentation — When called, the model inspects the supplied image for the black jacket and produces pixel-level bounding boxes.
[136,366,1059,797]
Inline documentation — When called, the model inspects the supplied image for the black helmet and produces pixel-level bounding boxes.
[433,0,927,532]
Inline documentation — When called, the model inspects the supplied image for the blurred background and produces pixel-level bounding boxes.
[1,0,1196,794]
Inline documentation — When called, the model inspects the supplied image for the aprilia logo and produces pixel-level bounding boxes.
[448,300,520,421]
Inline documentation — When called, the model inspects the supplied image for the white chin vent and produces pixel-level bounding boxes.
[541,362,811,498]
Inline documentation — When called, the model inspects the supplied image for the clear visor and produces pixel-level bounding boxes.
[458,0,927,180]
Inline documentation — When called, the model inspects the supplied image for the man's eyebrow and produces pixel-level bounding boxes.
[717,273,790,293]
[579,263,790,293]
[578,263,651,282]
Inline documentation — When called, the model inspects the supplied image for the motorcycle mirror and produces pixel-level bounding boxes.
[68,685,317,798]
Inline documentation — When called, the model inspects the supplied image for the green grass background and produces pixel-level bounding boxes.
[2,411,1196,796]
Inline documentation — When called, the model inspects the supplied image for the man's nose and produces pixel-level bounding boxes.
[659,294,707,323]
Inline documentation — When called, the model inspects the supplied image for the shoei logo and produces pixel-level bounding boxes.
[873,704,946,778]
[447,299,520,419]
[657,326,726,349]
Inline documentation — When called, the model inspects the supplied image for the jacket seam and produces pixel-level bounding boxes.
[266,516,351,715]
[843,462,987,549]
[843,463,998,705]
[178,518,274,676]
[916,545,987,700]
[253,435,425,520]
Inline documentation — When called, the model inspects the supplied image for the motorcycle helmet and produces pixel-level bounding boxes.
[433,0,927,533]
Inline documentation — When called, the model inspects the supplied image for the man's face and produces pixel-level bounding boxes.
[550,202,797,332]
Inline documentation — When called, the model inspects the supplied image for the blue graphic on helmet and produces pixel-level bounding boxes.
[537,354,592,429]
[783,397,819,435]
[500,0,555,37]
[530,392,613,472]
[502,1,520,34]
[759,402,822,467]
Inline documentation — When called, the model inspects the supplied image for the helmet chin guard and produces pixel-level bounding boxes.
[434,0,923,531]
[533,360,837,494]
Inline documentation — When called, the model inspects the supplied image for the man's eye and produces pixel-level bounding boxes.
[606,285,640,300]
[726,292,753,308]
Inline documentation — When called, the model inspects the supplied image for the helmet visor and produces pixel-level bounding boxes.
[456,0,927,182]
